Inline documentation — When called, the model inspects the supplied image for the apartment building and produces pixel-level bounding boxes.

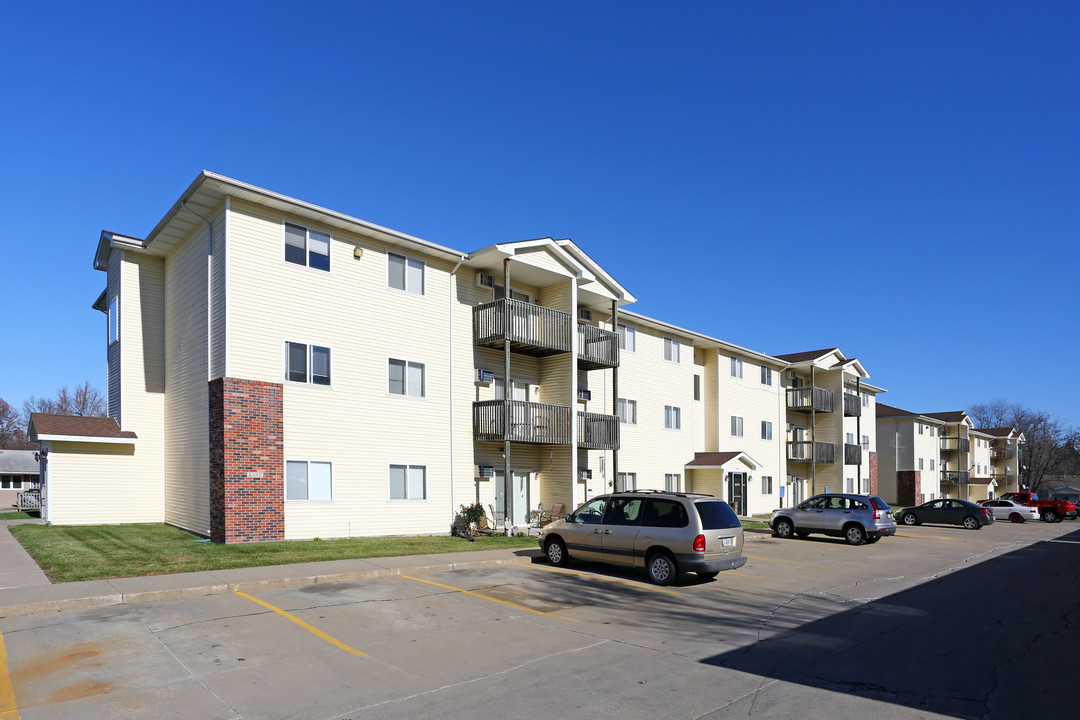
[981,427,1025,496]
[773,349,884,501]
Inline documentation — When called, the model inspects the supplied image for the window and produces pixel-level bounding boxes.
[493,285,529,302]
[284,222,330,271]
[846,432,855,445]
[863,392,871,407]
[664,406,681,430]
[642,499,688,528]
[730,357,742,378]
[918,423,924,435]
[494,377,528,401]
[845,477,855,493]
[918,458,924,470]
[388,359,425,397]
[929,426,935,437]
[693,375,701,401]
[617,325,636,352]
[730,416,744,437]
[930,459,935,471]
[664,473,681,492]
[108,296,119,345]
[862,434,870,450]
[664,337,680,363]
[603,496,643,525]
[388,252,425,295]
[618,398,637,425]
[1,478,24,490]
[861,477,869,494]
[389,464,427,500]
[760,365,771,386]
[761,475,773,494]
[761,421,773,440]
[286,342,331,385]
[616,472,637,492]
[286,460,332,500]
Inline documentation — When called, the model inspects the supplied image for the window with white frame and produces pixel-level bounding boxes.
[761,475,773,494]
[616,472,637,492]
[286,342,331,385]
[493,284,529,302]
[918,458,924,470]
[664,405,681,430]
[389,464,427,500]
[618,398,637,424]
[918,423,924,435]
[388,358,425,397]
[730,356,742,378]
[617,325,636,352]
[108,296,119,345]
[861,477,869,493]
[664,473,681,492]
[731,416,744,437]
[387,252,425,295]
[761,421,773,440]
[862,392,871,407]
[845,477,855,493]
[846,432,855,445]
[862,434,870,449]
[760,365,771,385]
[284,222,330,271]
[664,337,680,363]
[930,459,935,471]
[286,460,332,500]
[693,375,701,401]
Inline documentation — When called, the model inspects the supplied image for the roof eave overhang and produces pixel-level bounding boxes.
[93,231,146,271]
[34,434,138,445]
[620,311,788,369]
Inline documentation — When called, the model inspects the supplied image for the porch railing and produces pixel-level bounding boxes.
[843,393,861,417]
[472,400,571,445]
[16,489,41,512]
[577,411,619,450]
[844,443,863,465]
[473,299,572,356]
[786,387,834,413]
[577,323,619,370]
[942,471,970,484]
[787,441,836,464]
[940,437,970,452]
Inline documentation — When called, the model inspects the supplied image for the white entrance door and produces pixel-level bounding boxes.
[495,470,531,526]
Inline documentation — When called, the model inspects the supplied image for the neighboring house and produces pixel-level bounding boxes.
[772,349,884,501]
[0,449,41,509]
[1045,484,1080,503]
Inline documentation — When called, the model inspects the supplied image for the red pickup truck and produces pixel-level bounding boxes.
[999,492,1077,523]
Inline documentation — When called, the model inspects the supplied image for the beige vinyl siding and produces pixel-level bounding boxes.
[164,219,213,536]
[210,202,228,379]
[874,418,903,503]
[106,249,123,422]
[45,442,160,525]
[515,246,575,277]
[227,201,458,539]
[688,468,724,497]
[693,348,707,451]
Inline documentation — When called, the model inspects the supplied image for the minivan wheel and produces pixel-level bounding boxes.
[1009,513,1023,523]
[774,518,794,539]
[545,537,570,567]
[962,516,980,530]
[647,551,677,586]
[902,512,918,525]
[1042,509,1058,523]
[844,525,866,546]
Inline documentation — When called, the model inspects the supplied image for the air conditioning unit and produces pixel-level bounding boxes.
[475,273,494,288]
[476,368,494,384]
[477,465,494,477]
[578,388,591,402]
[578,308,592,320]
[579,469,592,480]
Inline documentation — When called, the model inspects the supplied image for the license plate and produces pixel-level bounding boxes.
[722,537,734,547]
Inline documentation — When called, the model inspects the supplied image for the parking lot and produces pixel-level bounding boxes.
[2,519,1077,719]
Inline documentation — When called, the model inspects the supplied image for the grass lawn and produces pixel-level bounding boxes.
[0,511,38,520]
[741,518,771,530]
[9,524,538,584]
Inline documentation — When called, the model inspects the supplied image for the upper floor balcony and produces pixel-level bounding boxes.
[787,440,836,464]
[844,443,863,465]
[786,387,835,414]
[991,448,1015,460]
[940,437,970,452]
[472,400,619,449]
[941,471,970,484]
[473,299,619,369]
[843,393,861,417]
[577,323,619,370]
[578,411,620,450]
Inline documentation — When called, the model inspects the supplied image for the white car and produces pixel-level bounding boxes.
[980,499,1040,523]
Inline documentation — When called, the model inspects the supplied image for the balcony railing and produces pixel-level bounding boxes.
[844,443,863,465]
[473,400,571,444]
[578,411,619,450]
[473,299,571,357]
[940,437,970,452]
[787,441,836,464]
[787,387,834,414]
[578,323,619,370]
[843,394,861,417]
[991,448,1015,460]
[941,471,970,484]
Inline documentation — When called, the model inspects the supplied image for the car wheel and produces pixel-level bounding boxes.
[796,531,810,539]
[1042,509,1058,523]
[1009,513,1023,523]
[902,512,918,526]
[647,551,677,586]
[962,516,980,530]
[844,524,866,546]
[545,537,570,567]
[773,518,794,539]
[865,535,881,544]
[697,571,720,580]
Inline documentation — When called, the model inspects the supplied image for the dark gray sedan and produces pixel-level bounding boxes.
[897,499,995,529]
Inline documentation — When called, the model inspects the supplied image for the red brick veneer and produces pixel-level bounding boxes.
[868,451,879,496]
[897,470,922,507]
[209,378,284,543]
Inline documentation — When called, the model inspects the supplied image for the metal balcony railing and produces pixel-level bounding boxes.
[577,411,619,450]
[941,471,970,484]
[844,443,863,465]
[787,441,836,464]
[991,448,1016,460]
[787,387,834,413]
[473,299,572,357]
[940,437,970,452]
[843,394,861,417]
[577,323,619,370]
[473,400,571,444]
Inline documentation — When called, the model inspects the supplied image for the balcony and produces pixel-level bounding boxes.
[473,299,571,357]
[940,437,970,452]
[843,394,861,417]
[578,411,620,450]
[787,441,836,464]
[578,323,619,370]
[473,400,571,445]
[991,448,1015,460]
[941,471,970,484]
[844,443,863,465]
[787,387,834,414]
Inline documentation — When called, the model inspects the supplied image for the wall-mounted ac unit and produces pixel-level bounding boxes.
[579,469,592,480]
[477,465,494,477]
[476,369,494,384]
[476,273,494,288]
[578,388,591,402]
[579,308,592,320]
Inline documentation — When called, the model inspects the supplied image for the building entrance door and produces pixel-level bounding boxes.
[727,472,747,516]
[495,470,531,526]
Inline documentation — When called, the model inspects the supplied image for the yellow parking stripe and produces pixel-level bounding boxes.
[401,574,578,621]
[0,630,21,719]
[235,591,366,657]
[526,564,684,593]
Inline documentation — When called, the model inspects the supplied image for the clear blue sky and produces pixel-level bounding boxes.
[2,1,1077,427]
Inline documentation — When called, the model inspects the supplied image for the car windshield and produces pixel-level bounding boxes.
[870,496,890,511]
[695,500,741,530]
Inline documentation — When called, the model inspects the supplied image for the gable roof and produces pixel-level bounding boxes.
[875,402,917,418]
[979,427,1016,438]
[923,411,969,423]
[773,348,840,363]
[0,450,39,475]
[685,451,761,470]
[28,414,138,444]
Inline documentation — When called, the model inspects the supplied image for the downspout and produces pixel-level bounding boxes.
[810,365,816,493]
[856,378,862,491]
[179,201,213,383]
[611,301,619,486]
[502,258,512,529]
[448,254,467,526]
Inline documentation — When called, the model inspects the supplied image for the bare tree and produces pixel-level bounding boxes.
[968,400,1075,494]
[0,397,34,449]
[23,381,107,418]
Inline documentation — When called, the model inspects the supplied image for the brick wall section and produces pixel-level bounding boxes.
[868,451,878,496]
[209,378,284,543]
[897,470,922,507]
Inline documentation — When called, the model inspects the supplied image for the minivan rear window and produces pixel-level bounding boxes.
[870,496,890,511]
[641,499,689,528]
[694,500,741,530]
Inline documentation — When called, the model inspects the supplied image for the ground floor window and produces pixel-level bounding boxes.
[761,475,773,494]
[389,464,427,500]
[1,476,25,489]
[664,473,680,492]
[616,472,636,492]
[286,460,332,500]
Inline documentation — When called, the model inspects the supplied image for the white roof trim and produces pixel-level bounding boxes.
[35,434,138,445]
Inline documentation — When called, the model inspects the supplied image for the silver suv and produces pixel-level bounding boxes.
[770,493,896,545]
[537,490,746,585]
